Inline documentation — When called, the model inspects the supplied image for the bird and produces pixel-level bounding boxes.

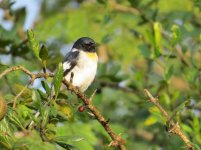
[62,37,98,92]
[27,37,98,129]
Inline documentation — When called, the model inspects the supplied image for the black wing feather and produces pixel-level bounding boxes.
[63,51,79,76]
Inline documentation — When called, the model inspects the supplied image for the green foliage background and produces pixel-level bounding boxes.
[0,0,201,149]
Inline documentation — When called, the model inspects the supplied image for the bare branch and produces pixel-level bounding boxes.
[144,89,194,150]
[0,65,54,80]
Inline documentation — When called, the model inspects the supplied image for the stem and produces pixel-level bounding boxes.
[144,89,194,150]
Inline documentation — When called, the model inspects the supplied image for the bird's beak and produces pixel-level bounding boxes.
[95,43,100,47]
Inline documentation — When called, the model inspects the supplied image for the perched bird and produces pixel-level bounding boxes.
[63,37,98,92]
[27,37,98,129]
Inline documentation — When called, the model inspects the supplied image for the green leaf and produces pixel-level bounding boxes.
[27,30,40,60]
[181,124,193,133]
[97,63,107,78]
[54,135,83,149]
[41,80,51,95]
[0,118,14,149]
[49,105,58,117]
[107,62,121,76]
[144,116,158,126]
[39,45,48,68]
[44,124,56,140]
[164,65,174,80]
[7,110,24,130]
[53,63,63,99]
[57,102,73,120]
[13,84,32,100]
[0,63,9,73]
[32,90,42,109]
[16,105,33,119]
[41,108,49,128]
[138,44,151,58]
[97,0,107,5]
[12,140,29,150]
[55,141,75,150]
[171,24,181,46]
[153,22,162,57]
[171,99,190,119]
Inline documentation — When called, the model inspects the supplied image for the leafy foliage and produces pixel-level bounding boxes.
[0,0,201,149]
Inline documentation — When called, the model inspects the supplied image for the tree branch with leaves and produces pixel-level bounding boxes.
[0,30,126,150]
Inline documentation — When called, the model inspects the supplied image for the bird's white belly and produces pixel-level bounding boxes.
[64,52,98,92]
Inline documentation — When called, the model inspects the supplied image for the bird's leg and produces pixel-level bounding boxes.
[70,72,74,84]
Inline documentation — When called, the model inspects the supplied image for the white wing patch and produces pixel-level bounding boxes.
[71,48,78,52]
[63,61,71,70]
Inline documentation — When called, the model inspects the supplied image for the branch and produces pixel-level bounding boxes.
[0,66,126,150]
[0,65,54,80]
[63,80,126,150]
[108,0,140,15]
[97,80,134,93]
[109,0,153,25]
[13,83,29,109]
[144,89,194,150]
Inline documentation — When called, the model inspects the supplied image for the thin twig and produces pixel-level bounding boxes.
[109,0,140,15]
[89,89,97,102]
[28,111,40,130]
[109,0,153,26]
[13,83,29,109]
[144,89,194,150]
[98,81,135,93]
[0,65,54,80]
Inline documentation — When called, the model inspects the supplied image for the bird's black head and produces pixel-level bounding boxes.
[72,37,96,52]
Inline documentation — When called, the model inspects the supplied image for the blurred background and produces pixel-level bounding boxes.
[0,0,201,149]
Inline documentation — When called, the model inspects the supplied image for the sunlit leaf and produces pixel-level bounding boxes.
[181,124,193,134]
[16,105,32,119]
[0,97,7,120]
[27,30,40,60]
[41,107,49,128]
[32,90,42,108]
[44,124,56,141]
[57,102,73,120]
[153,22,162,57]
[7,110,24,130]
[171,24,181,46]
[53,63,63,99]
[144,116,158,126]
[0,118,14,149]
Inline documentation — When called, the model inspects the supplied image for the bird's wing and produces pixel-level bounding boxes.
[63,50,79,76]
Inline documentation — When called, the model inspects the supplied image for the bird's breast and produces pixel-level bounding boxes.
[65,51,98,92]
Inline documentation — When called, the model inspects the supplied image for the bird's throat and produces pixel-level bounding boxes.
[85,52,98,61]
